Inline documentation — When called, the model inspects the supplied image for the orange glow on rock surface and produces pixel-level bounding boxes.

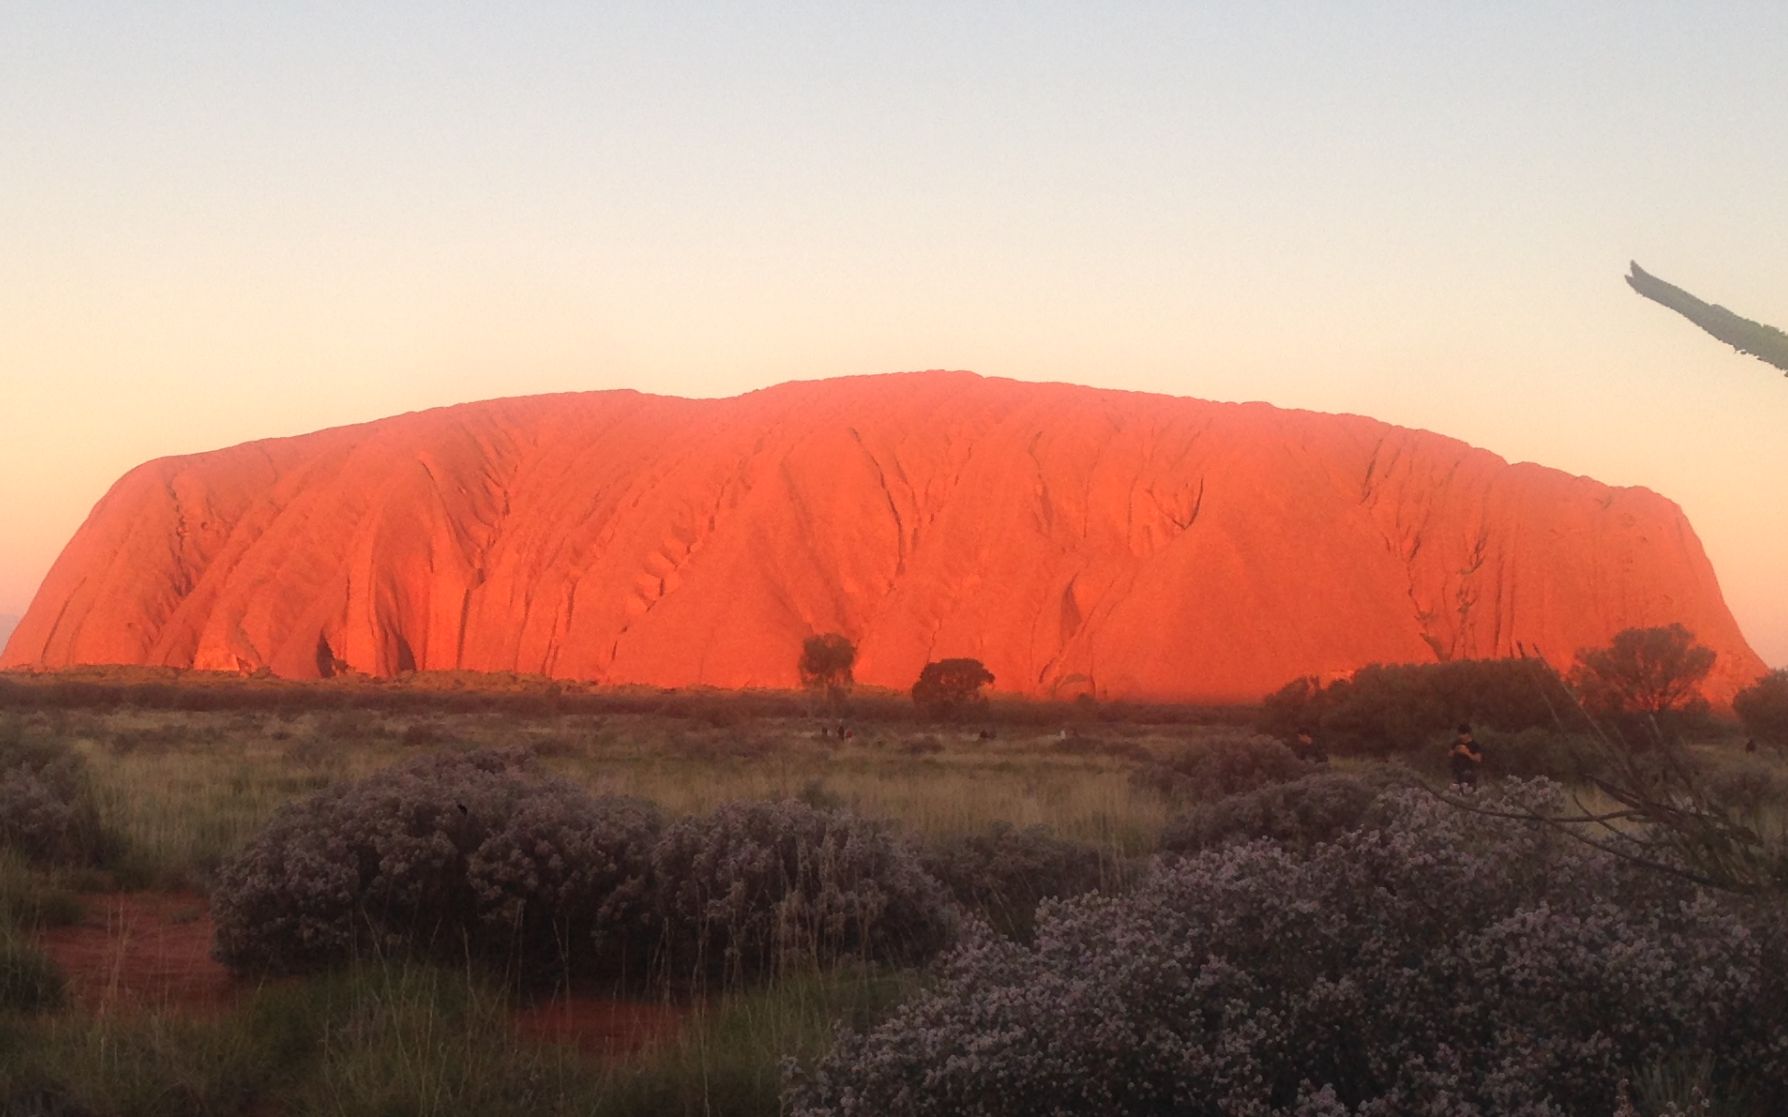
[2,371,1766,703]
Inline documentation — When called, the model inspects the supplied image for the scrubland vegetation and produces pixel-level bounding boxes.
[2,640,1786,1116]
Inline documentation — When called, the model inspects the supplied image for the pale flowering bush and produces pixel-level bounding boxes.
[789,781,1788,1116]
[469,782,664,976]
[212,750,663,978]
[653,799,954,981]
[1159,768,1397,855]
[0,719,115,866]
[214,754,957,986]
[920,823,1111,942]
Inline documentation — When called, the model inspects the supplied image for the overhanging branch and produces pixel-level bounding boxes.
[1626,261,1788,376]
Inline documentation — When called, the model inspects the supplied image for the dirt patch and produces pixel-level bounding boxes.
[37,891,236,1014]
[36,892,692,1056]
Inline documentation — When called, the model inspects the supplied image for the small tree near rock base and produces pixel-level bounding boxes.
[1735,669,1788,748]
[912,659,994,718]
[1569,624,1716,721]
[798,633,857,704]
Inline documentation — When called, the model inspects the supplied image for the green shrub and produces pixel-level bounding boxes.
[1571,624,1716,721]
[911,659,994,719]
[1735,669,1788,749]
[798,634,857,700]
[1259,658,1577,756]
[1477,726,1610,783]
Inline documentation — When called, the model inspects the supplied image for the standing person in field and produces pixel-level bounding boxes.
[1293,726,1328,764]
[1450,723,1484,789]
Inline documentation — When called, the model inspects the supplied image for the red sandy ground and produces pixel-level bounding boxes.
[512,995,689,1057]
[35,893,687,1056]
[38,892,233,1015]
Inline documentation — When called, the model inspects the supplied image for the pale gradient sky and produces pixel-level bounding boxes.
[3,2,1784,665]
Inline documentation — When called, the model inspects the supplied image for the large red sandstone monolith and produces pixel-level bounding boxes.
[2,371,1766,703]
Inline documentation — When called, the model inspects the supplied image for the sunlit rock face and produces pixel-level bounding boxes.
[2,371,1765,702]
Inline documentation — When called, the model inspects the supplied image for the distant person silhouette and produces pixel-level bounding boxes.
[1293,726,1328,764]
[1450,723,1484,790]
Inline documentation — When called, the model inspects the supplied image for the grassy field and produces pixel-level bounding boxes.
[0,699,1211,1116]
[3,954,917,1117]
[3,690,1784,1117]
[30,704,1187,888]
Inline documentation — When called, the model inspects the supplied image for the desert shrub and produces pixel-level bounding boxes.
[794,779,848,813]
[1261,658,1576,756]
[1133,730,1310,801]
[700,705,747,730]
[1384,725,1613,786]
[1257,673,1324,738]
[1699,753,1788,818]
[911,659,994,718]
[798,633,857,699]
[398,720,451,747]
[1734,669,1788,748]
[103,724,188,756]
[1159,768,1398,855]
[211,750,663,980]
[470,792,664,980]
[665,730,774,761]
[523,732,580,759]
[277,733,335,771]
[1480,726,1610,783]
[1049,733,1153,763]
[920,824,1110,941]
[1571,624,1717,720]
[651,800,954,982]
[311,710,385,743]
[898,734,945,757]
[0,721,115,867]
[790,782,1788,1116]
